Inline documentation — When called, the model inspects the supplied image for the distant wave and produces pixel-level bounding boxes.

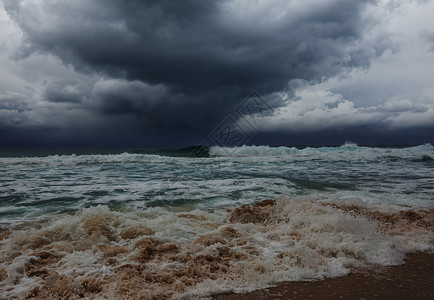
[0,145,210,166]
[130,145,210,158]
[209,143,434,162]
[0,144,432,164]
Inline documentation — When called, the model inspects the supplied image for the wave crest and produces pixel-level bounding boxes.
[209,144,434,161]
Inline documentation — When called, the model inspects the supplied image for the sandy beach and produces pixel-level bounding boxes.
[215,252,434,300]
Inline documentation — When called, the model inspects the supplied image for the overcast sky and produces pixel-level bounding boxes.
[0,0,433,147]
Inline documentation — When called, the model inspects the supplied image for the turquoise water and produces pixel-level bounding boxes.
[1,143,433,229]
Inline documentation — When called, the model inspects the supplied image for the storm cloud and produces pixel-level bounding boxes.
[0,0,433,146]
[4,0,377,88]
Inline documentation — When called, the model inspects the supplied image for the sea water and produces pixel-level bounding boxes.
[0,144,433,299]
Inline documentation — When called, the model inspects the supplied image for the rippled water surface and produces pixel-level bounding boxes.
[1,144,433,227]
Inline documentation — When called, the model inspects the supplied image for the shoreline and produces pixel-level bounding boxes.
[215,252,434,300]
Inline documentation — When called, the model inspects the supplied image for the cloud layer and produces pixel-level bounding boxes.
[0,0,433,146]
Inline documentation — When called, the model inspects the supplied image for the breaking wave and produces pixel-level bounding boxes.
[1,144,433,165]
[209,143,434,162]
[1,198,433,299]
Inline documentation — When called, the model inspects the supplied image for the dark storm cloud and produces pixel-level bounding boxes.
[91,80,168,115]
[4,0,429,147]
[3,1,380,117]
[6,0,378,92]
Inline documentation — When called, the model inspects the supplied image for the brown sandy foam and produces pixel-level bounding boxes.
[215,252,434,300]
[323,203,434,231]
[1,199,433,299]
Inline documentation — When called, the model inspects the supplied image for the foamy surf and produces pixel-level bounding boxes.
[1,198,433,299]
[209,143,434,161]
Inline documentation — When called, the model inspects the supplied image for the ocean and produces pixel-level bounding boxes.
[0,143,433,299]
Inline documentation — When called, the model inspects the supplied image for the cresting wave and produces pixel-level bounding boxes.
[0,153,176,167]
[0,144,432,165]
[209,143,434,161]
[0,198,433,299]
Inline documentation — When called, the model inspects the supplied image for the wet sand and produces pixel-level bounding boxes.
[215,252,434,300]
